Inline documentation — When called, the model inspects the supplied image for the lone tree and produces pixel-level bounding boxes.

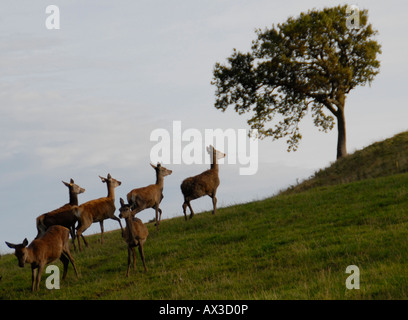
[212,5,381,159]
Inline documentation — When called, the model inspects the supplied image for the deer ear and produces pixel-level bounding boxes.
[99,175,106,183]
[107,173,112,179]
[120,198,125,206]
[5,241,16,249]
[70,178,74,183]
[150,163,157,169]
[22,238,28,247]
[62,181,70,187]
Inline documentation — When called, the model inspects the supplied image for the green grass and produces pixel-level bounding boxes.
[283,131,408,194]
[1,171,408,300]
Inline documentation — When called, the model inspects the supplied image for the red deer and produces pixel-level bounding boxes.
[5,225,79,292]
[75,173,123,251]
[181,145,226,219]
[36,179,85,250]
[118,198,148,276]
[127,163,172,230]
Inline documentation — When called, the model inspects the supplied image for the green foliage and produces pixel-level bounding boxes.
[212,5,381,155]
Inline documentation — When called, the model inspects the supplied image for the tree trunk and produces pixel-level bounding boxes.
[336,108,347,159]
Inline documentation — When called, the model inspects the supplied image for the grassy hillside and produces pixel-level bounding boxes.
[1,172,407,299]
[283,131,408,194]
[1,132,407,300]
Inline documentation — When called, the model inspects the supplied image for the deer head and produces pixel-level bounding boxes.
[150,163,172,177]
[207,145,226,159]
[5,239,29,268]
[62,178,86,195]
[99,173,122,188]
[118,198,134,219]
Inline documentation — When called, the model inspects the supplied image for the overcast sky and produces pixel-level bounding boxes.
[1,0,407,254]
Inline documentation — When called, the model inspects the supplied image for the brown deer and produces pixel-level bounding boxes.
[181,145,226,219]
[75,173,123,251]
[118,198,148,276]
[127,163,172,230]
[36,179,85,250]
[5,225,79,292]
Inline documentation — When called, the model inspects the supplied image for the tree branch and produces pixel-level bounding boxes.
[307,93,338,116]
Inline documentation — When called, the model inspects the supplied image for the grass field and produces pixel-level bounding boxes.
[1,132,407,300]
[1,171,407,299]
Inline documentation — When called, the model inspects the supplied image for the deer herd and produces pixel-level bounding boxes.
[4,145,226,291]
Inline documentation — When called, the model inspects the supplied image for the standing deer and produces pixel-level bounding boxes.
[75,173,123,251]
[181,145,226,220]
[36,179,85,250]
[118,198,148,276]
[5,225,79,292]
[127,163,172,230]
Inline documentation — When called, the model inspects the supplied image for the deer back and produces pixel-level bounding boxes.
[38,204,78,229]
[30,226,69,264]
[181,169,220,198]
[78,197,116,222]
[127,184,162,208]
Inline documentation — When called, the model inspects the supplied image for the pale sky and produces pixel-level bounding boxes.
[1,0,407,253]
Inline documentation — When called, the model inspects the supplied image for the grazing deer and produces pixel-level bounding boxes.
[118,198,148,276]
[75,173,123,251]
[5,225,79,292]
[36,179,85,250]
[127,163,172,230]
[181,145,226,220]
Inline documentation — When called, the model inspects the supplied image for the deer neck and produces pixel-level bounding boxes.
[125,216,136,242]
[210,152,219,172]
[24,248,35,265]
[156,174,164,190]
[69,190,78,206]
[107,184,115,200]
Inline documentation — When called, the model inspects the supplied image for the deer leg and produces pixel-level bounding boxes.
[126,246,132,277]
[182,202,188,220]
[99,221,105,244]
[60,254,69,280]
[138,242,147,272]
[36,264,45,291]
[63,247,79,278]
[154,206,159,230]
[31,266,37,292]
[76,230,81,251]
[70,226,77,251]
[35,224,46,240]
[158,208,162,223]
[132,247,137,271]
[211,195,217,215]
[81,234,88,248]
[76,222,90,251]
[133,197,147,215]
[110,215,124,236]
[187,201,195,219]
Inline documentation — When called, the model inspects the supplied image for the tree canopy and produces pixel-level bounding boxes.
[212,5,381,159]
